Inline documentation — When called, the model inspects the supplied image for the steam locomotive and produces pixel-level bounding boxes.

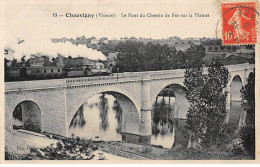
[65,64,112,77]
[5,64,112,82]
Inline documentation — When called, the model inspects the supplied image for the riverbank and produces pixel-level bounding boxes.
[5,130,253,160]
[5,130,128,160]
[97,141,253,160]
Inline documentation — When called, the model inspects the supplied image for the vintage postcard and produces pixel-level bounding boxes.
[0,0,259,164]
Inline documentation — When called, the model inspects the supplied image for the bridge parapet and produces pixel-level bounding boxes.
[226,63,254,72]
[5,79,66,92]
[5,63,254,92]
[149,69,185,79]
[200,63,254,74]
[65,73,144,87]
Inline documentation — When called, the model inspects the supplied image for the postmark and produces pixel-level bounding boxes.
[222,2,258,45]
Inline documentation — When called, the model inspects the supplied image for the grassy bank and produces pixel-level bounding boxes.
[96,141,254,160]
[5,130,253,160]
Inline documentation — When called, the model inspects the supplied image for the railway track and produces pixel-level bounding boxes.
[101,147,152,160]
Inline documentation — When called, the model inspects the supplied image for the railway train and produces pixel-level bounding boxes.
[5,64,112,82]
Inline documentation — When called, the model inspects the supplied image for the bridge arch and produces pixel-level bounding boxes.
[230,74,245,88]
[150,82,190,148]
[230,75,243,102]
[228,75,243,132]
[67,86,141,139]
[150,79,185,106]
[12,100,42,133]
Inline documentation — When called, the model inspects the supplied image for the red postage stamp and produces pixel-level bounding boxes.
[222,2,257,45]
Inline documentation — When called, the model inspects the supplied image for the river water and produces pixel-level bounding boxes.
[229,101,243,131]
[68,94,177,148]
[69,94,122,141]
[68,93,243,148]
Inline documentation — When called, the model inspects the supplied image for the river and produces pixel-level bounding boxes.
[68,93,244,149]
[68,93,177,148]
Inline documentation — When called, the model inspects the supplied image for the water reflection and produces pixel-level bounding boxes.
[151,94,176,148]
[69,105,86,128]
[69,94,122,141]
[13,104,23,127]
[229,101,243,131]
[69,89,178,148]
[99,93,109,131]
[68,87,243,148]
[112,100,122,134]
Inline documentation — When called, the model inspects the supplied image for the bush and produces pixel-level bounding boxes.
[239,71,255,158]
[227,138,244,155]
[240,125,255,157]
[220,45,225,51]
[214,46,219,51]
[138,145,152,154]
[217,124,237,148]
[5,146,30,160]
[208,46,213,52]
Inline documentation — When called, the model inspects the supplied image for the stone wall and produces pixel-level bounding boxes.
[5,88,68,136]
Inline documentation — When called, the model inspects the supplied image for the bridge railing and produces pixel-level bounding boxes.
[5,79,66,91]
[65,73,143,85]
[225,63,253,72]
[149,69,185,79]
[5,63,255,91]
[64,63,254,85]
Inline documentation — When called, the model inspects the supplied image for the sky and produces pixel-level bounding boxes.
[4,0,220,60]
[5,0,220,40]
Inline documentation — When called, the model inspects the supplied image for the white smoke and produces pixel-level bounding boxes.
[5,37,107,61]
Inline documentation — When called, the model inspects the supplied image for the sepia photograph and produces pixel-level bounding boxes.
[1,0,259,163]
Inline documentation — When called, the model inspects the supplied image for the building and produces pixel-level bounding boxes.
[91,39,99,45]
[30,56,45,67]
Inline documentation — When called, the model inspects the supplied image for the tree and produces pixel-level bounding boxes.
[113,41,204,73]
[185,45,206,68]
[42,56,52,67]
[208,46,213,52]
[184,60,207,148]
[11,58,18,67]
[4,58,10,81]
[184,58,230,148]
[226,46,231,51]
[184,45,207,148]
[200,58,230,147]
[220,45,225,51]
[21,56,26,63]
[98,43,110,56]
[240,70,255,157]
[176,51,186,68]
[113,40,178,72]
[130,36,137,40]
[114,40,145,72]
[232,46,237,52]
[214,46,219,52]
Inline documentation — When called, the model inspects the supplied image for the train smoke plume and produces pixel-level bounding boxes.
[5,37,107,61]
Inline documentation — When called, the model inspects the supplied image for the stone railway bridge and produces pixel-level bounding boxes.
[5,63,254,147]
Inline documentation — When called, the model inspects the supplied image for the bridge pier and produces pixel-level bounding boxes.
[237,105,247,132]
[139,73,152,144]
[224,86,231,124]
[224,83,246,132]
